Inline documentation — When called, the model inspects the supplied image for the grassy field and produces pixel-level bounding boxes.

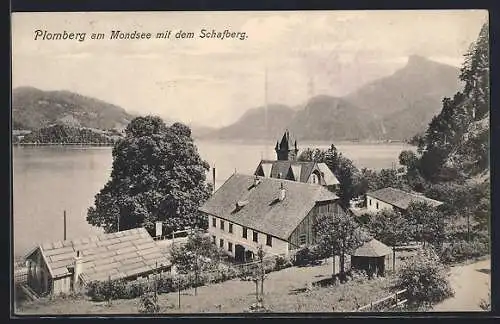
[15,258,399,315]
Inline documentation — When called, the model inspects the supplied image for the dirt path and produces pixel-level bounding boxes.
[432,258,490,312]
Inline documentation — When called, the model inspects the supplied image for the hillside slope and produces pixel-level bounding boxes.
[12,87,135,130]
[203,104,296,140]
[288,95,382,141]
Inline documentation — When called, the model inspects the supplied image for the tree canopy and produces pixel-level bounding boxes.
[415,22,489,181]
[313,209,371,280]
[87,116,213,236]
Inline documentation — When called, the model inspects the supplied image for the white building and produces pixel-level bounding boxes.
[199,174,344,261]
[365,187,443,214]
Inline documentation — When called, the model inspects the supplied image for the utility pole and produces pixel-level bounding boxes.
[63,210,67,241]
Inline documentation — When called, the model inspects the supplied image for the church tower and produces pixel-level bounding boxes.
[275,129,299,161]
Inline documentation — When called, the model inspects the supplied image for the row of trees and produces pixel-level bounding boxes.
[20,124,120,144]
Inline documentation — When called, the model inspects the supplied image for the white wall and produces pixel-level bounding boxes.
[207,215,289,257]
[366,195,395,213]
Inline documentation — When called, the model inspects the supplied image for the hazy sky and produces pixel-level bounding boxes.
[12,10,487,128]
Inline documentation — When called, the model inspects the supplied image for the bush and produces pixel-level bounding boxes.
[86,279,129,302]
[397,248,454,306]
[138,293,160,313]
[439,240,489,264]
[293,247,321,266]
[274,255,293,271]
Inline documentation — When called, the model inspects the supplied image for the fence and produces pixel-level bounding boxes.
[355,289,408,312]
[14,267,28,285]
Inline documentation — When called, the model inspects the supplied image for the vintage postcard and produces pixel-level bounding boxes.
[11,10,490,315]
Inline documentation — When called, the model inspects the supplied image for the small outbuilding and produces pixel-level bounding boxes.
[350,239,393,277]
[24,228,171,296]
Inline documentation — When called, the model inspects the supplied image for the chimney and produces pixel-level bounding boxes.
[253,175,261,187]
[73,250,83,290]
[278,183,286,201]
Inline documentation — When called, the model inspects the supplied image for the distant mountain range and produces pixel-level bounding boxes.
[204,55,463,141]
[12,55,463,142]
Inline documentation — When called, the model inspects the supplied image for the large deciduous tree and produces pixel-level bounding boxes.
[87,116,213,236]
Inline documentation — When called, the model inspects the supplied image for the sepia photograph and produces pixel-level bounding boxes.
[11,10,490,315]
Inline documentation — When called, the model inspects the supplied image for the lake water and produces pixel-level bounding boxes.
[12,140,413,258]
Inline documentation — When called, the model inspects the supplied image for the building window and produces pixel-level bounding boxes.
[229,223,233,234]
[220,220,225,231]
[219,238,224,248]
[369,199,372,206]
[253,231,258,243]
[212,235,216,244]
[299,234,307,245]
[266,235,272,247]
[243,227,248,239]
[228,242,233,252]
[212,217,216,227]
[376,202,379,209]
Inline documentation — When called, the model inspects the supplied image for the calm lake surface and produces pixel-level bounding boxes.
[13,140,413,258]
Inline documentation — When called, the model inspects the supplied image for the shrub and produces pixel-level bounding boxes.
[274,255,293,271]
[293,247,315,266]
[397,247,454,306]
[439,240,489,264]
[86,280,129,302]
[138,293,160,314]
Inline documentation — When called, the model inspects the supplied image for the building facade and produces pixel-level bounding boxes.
[200,174,344,261]
[365,187,443,214]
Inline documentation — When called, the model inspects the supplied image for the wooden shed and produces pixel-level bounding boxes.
[350,239,393,277]
[24,228,171,296]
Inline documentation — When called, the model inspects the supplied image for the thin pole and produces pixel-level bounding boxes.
[177,276,181,309]
[63,210,67,241]
[212,166,216,194]
[393,246,396,271]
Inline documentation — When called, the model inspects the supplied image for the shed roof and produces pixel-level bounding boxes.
[366,187,443,210]
[26,228,170,282]
[199,173,339,240]
[352,239,392,257]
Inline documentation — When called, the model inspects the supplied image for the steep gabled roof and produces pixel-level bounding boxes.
[317,163,340,186]
[27,228,170,282]
[255,160,339,185]
[199,174,339,240]
[366,187,443,210]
